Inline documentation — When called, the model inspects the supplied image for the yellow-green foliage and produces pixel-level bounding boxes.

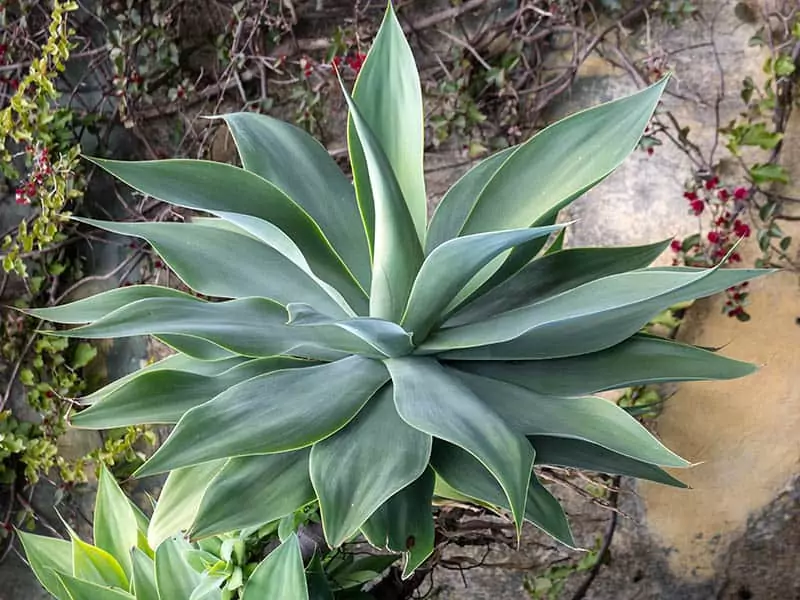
[1,0,82,276]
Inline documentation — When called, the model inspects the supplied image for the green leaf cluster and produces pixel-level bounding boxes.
[30,2,768,593]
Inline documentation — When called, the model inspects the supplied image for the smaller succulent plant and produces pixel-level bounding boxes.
[19,467,405,599]
[17,467,316,599]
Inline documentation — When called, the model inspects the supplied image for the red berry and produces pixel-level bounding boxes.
[729,252,742,263]
[733,187,748,200]
[670,239,682,252]
[733,220,751,238]
[684,191,698,201]
[705,176,719,190]
[718,189,730,202]
[690,199,705,215]
[707,231,721,244]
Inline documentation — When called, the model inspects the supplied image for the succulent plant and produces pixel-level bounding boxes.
[18,466,227,599]
[29,1,766,586]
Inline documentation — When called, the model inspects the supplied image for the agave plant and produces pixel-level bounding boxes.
[18,466,227,599]
[29,1,765,586]
[20,466,394,599]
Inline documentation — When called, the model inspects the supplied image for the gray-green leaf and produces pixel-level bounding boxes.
[135,357,388,477]
[310,386,432,546]
[386,357,534,531]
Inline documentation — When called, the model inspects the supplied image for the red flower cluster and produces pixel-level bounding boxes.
[329,52,367,75]
[724,282,750,321]
[733,219,751,238]
[674,175,754,319]
[15,146,53,205]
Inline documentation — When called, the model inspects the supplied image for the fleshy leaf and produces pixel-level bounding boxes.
[530,436,687,487]
[445,240,671,326]
[458,78,669,237]
[348,2,427,243]
[17,531,73,599]
[148,460,226,549]
[73,357,311,428]
[451,368,688,467]
[448,334,756,394]
[426,147,516,253]
[51,296,348,361]
[220,112,371,291]
[24,285,194,324]
[73,218,349,318]
[155,536,206,599]
[362,468,436,578]
[131,548,159,600]
[88,157,365,309]
[135,357,389,477]
[310,386,432,546]
[287,303,413,358]
[431,442,574,547]
[94,466,138,578]
[241,534,308,600]
[343,84,424,322]
[70,528,129,589]
[402,225,565,341]
[55,573,135,600]
[191,449,315,539]
[386,357,533,532]
[424,268,769,358]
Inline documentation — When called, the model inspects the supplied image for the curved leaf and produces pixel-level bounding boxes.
[451,369,688,467]
[220,112,371,291]
[82,354,246,404]
[361,468,436,578]
[191,449,315,539]
[25,285,193,324]
[424,268,769,359]
[446,240,671,327]
[458,78,668,237]
[73,357,312,428]
[155,537,211,600]
[426,147,516,253]
[386,357,533,531]
[431,442,574,546]
[88,157,365,309]
[55,573,135,600]
[242,534,308,600]
[131,548,159,600]
[52,296,348,361]
[148,460,226,549]
[310,386,432,546]
[70,528,128,589]
[156,334,238,361]
[94,466,138,578]
[74,218,349,318]
[348,3,427,243]
[402,225,565,341]
[136,357,389,477]
[343,86,424,322]
[287,303,413,358]
[194,213,361,315]
[17,531,73,599]
[448,334,755,394]
[530,436,686,487]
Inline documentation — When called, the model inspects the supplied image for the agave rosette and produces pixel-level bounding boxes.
[30,3,766,579]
